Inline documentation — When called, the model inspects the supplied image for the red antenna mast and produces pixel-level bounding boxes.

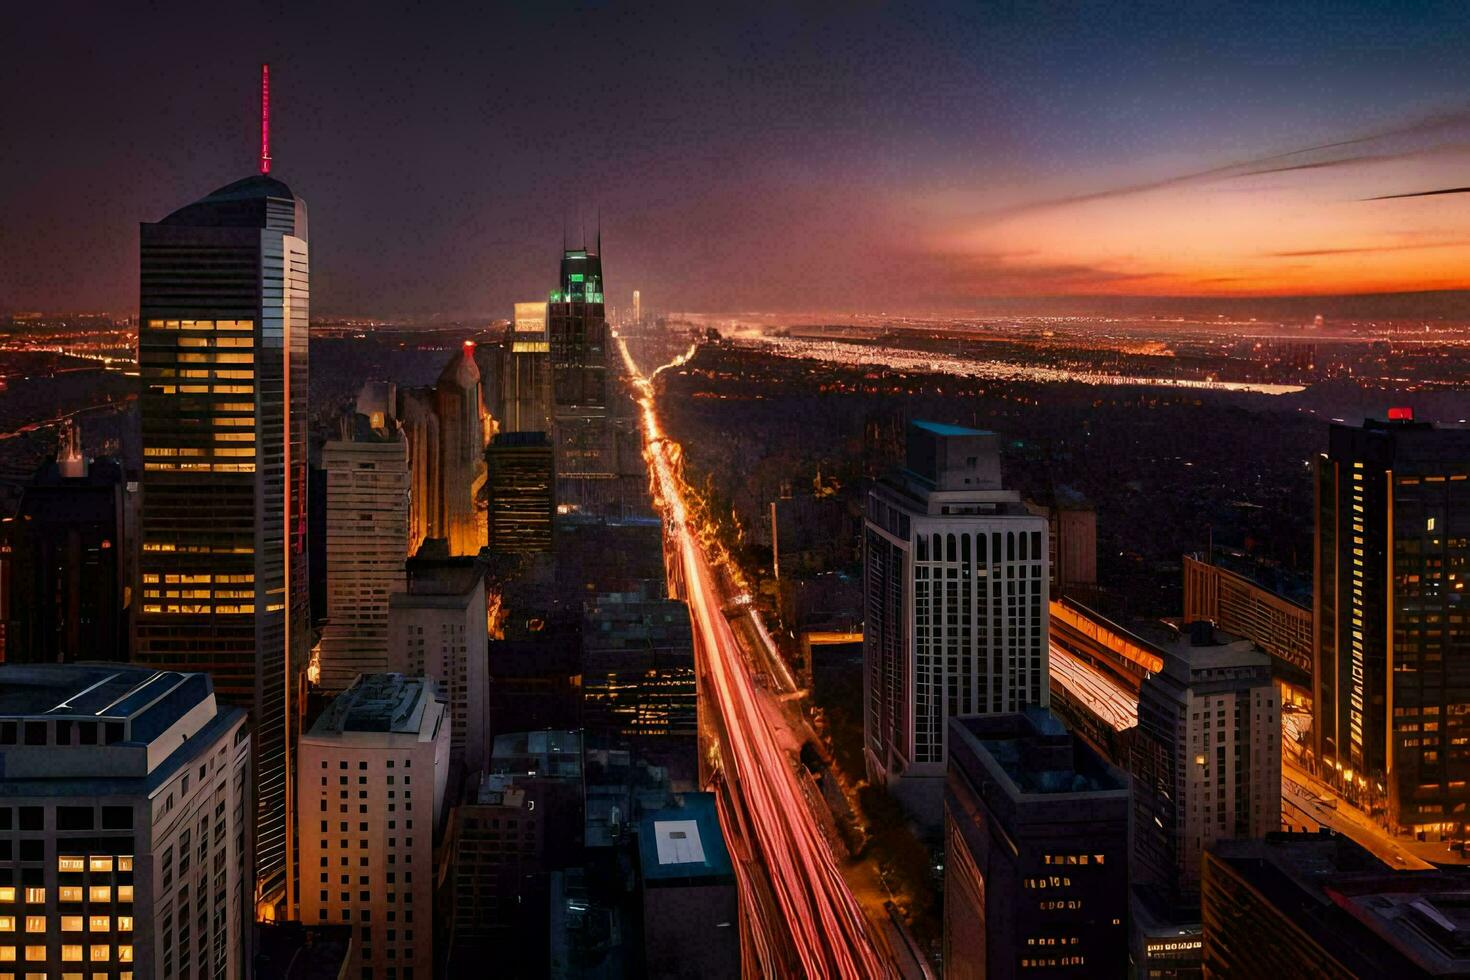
[259,63,271,175]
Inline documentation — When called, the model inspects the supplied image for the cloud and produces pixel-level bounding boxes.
[1364,186,1470,201]
[1266,239,1470,257]
[978,108,1470,221]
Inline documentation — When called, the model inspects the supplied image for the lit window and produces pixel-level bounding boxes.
[58,857,85,873]
[59,888,83,903]
[22,890,42,905]
[0,888,13,902]
[24,947,44,961]
[87,887,110,903]
[118,856,135,872]
[115,917,132,933]
[0,945,13,960]
[88,945,109,962]
[60,917,82,932]
[87,917,109,932]
[116,946,132,962]
[62,946,83,961]
[88,857,112,873]
[116,886,133,903]
[21,920,41,935]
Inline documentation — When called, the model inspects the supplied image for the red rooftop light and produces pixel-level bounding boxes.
[1388,406,1414,421]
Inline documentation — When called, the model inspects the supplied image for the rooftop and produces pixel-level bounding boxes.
[951,707,1130,797]
[911,419,991,437]
[638,793,735,885]
[310,673,439,736]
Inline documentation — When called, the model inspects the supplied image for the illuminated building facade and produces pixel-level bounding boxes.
[1314,414,1470,838]
[297,673,449,980]
[435,344,488,556]
[944,709,1130,980]
[496,302,553,435]
[135,173,309,907]
[581,586,697,744]
[486,431,554,554]
[2,443,134,665]
[387,541,488,776]
[548,247,617,508]
[1182,553,1312,690]
[398,387,441,556]
[1129,622,1279,906]
[0,664,253,979]
[318,404,410,692]
[864,420,1050,821]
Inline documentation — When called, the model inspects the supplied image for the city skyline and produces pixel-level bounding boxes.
[6,3,1470,318]
[6,7,1470,979]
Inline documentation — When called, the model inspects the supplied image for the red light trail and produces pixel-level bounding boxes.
[621,337,894,979]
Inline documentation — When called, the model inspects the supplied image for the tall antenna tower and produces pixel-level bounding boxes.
[259,63,271,175]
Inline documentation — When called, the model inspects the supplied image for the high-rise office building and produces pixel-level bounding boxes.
[387,540,489,776]
[639,793,740,980]
[581,585,697,745]
[548,245,616,509]
[1183,553,1313,691]
[136,170,309,907]
[496,302,553,435]
[318,399,410,692]
[631,289,641,329]
[398,386,442,556]
[435,344,488,556]
[1313,412,1470,839]
[0,663,253,978]
[486,431,554,553]
[864,420,1050,820]
[1129,622,1280,905]
[944,709,1130,980]
[297,673,450,980]
[2,429,135,664]
[1201,831,1463,978]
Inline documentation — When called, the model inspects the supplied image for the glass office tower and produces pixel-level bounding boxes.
[1314,413,1470,841]
[548,246,616,509]
[136,174,310,910]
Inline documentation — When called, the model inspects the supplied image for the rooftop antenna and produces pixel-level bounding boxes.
[259,63,271,175]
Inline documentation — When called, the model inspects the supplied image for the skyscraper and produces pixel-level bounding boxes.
[548,245,616,509]
[297,673,450,980]
[318,392,410,692]
[398,386,442,555]
[864,420,1050,821]
[944,709,1130,980]
[387,540,489,776]
[436,343,487,556]
[486,430,555,553]
[135,169,309,909]
[2,426,135,664]
[496,301,554,434]
[1314,412,1470,841]
[1129,621,1280,905]
[631,289,641,328]
[0,663,254,979]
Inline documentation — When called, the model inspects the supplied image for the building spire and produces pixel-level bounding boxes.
[259,63,271,175]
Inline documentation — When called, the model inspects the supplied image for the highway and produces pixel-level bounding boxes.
[621,336,895,979]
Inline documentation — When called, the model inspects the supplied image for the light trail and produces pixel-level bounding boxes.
[621,336,894,979]
[1049,642,1138,731]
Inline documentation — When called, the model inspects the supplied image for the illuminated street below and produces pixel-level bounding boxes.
[621,337,895,979]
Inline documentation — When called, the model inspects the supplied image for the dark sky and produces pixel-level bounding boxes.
[6,2,1470,318]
